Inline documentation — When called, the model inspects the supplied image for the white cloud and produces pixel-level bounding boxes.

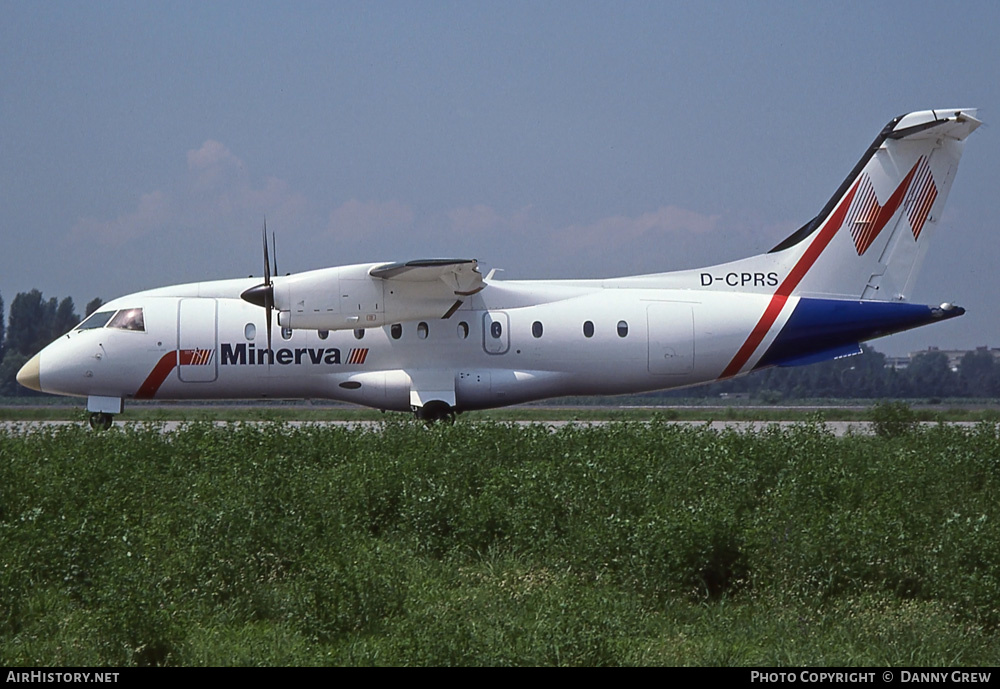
[556,205,721,250]
[426,203,730,278]
[326,199,415,239]
[69,141,310,247]
[186,140,244,191]
[65,141,734,282]
[447,204,502,234]
[70,190,171,244]
[186,139,237,170]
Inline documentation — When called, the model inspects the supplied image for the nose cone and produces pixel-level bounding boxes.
[16,353,42,392]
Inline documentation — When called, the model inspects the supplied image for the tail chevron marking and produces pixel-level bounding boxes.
[723,155,940,379]
[905,157,937,240]
[720,109,981,381]
[847,158,926,255]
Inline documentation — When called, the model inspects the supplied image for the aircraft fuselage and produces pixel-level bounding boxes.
[16,108,980,424]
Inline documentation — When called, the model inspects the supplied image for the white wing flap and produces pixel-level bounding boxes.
[370,259,485,296]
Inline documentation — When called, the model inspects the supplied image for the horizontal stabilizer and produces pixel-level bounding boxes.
[755,298,964,370]
[772,343,862,368]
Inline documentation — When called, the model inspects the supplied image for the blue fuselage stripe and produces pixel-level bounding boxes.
[754,299,961,369]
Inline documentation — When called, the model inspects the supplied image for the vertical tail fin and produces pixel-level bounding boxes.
[775,108,980,301]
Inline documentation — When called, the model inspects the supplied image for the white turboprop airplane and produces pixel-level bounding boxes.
[18,108,981,428]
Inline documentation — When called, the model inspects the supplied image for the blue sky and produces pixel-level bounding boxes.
[3,1,997,355]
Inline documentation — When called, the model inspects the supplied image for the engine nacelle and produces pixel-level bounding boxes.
[275,264,382,330]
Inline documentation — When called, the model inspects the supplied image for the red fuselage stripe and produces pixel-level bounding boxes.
[719,178,861,379]
[135,349,210,398]
[135,351,178,399]
[720,158,924,379]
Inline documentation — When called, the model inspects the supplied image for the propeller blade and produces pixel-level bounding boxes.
[263,219,270,286]
[262,219,273,353]
[265,298,272,354]
[241,218,275,355]
[271,230,278,277]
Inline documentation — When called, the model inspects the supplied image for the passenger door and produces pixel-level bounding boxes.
[177,298,218,382]
[482,311,510,355]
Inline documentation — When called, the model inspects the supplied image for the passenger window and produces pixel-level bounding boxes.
[107,308,145,332]
[318,329,329,340]
[418,322,429,339]
[245,323,257,340]
[458,321,469,339]
[77,310,116,330]
[281,327,293,340]
[391,323,402,339]
[532,321,543,338]
[354,328,365,340]
[583,320,594,338]
[490,321,502,339]
[617,320,629,338]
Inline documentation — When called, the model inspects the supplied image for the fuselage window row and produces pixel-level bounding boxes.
[267,317,628,343]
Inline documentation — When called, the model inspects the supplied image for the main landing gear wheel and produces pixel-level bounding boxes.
[89,412,114,431]
[414,401,456,425]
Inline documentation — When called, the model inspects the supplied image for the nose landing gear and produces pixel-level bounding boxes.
[87,396,123,431]
[88,412,114,430]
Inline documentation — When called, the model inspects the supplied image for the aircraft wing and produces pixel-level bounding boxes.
[369,259,485,296]
[274,258,487,331]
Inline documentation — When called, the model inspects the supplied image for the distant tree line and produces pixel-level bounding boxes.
[0,288,998,399]
[0,289,102,396]
[657,345,1000,401]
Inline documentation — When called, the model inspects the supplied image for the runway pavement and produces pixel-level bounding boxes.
[0,419,981,435]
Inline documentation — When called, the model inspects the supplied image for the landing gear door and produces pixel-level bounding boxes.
[177,298,218,382]
[482,311,509,355]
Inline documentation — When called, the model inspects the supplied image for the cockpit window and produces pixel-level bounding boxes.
[76,308,145,332]
[76,311,116,330]
[108,308,145,332]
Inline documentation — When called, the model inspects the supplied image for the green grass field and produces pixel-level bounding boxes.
[2,419,999,665]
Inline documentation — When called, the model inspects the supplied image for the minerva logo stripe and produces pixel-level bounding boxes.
[719,179,861,380]
[135,349,214,399]
[347,348,369,365]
